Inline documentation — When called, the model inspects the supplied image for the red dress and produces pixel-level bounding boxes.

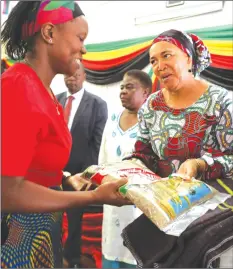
[1,63,73,268]
[2,63,72,186]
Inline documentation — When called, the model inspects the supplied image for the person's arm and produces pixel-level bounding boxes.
[92,100,108,162]
[2,175,129,213]
[123,103,159,173]
[178,89,233,180]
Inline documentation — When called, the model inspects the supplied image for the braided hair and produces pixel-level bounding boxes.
[1,1,41,60]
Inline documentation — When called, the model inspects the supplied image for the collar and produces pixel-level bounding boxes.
[67,88,85,99]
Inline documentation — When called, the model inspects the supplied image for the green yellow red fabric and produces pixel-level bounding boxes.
[2,25,233,90]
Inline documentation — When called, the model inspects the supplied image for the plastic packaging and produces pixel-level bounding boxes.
[119,173,230,236]
[81,161,230,236]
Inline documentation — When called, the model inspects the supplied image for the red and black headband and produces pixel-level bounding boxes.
[152,29,211,75]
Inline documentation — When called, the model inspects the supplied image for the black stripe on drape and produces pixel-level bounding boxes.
[85,50,149,85]
[201,66,233,91]
[84,53,233,92]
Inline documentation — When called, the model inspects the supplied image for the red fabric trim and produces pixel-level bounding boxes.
[210,54,233,70]
[82,46,150,71]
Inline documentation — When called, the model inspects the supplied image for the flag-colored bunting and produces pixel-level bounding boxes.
[2,25,233,91]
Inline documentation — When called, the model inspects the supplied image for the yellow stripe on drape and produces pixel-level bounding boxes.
[203,40,233,56]
[83,40,233,61]
[83,40,153,61]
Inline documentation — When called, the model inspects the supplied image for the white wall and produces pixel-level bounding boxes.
[1,1,18,25]
[78,1,232,44]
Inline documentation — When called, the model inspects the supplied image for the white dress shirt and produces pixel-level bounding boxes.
[65,88,84,130]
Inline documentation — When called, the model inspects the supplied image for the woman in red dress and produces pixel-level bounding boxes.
[1,1,129,268]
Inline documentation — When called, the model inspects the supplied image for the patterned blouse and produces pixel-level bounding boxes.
[126,84,233,180]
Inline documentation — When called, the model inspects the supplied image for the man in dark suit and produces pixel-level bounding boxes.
[56,63,108,268]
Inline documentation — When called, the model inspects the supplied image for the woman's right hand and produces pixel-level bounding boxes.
[92,178,132,207]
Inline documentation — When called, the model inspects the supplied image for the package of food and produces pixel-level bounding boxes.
[119,173,230,236]
[81,161,230,236]
[81,159,160,185]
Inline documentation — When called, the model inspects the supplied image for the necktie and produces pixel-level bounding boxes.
[64,95,74,124]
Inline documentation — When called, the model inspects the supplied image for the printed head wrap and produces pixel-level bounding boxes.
[152,29,211,75]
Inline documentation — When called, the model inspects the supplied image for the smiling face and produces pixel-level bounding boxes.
[119,75,148,111]
[44,15,88,77]
[149,41,193,93]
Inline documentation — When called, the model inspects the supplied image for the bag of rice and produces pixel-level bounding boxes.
[118,173,230,236]
[81,161,230,236]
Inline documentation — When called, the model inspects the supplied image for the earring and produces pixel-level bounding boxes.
[49,39,52,43]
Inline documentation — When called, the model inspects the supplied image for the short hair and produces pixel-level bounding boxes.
[124,69,152,94]
[1,1,83,61]
[79,62,86,74]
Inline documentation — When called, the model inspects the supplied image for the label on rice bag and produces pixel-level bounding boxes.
[119,175,217,232]
[81,159,160,185]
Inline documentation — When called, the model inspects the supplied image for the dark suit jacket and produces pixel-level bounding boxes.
[56,90,108,175]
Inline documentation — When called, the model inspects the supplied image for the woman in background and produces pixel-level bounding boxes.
[99,70,152,268]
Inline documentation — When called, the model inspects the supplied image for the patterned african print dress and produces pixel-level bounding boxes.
[122,84,233,267]
[1,188,64,268]
[128,84,233,180]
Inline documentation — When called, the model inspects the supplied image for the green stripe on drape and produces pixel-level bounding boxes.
[85,36,154,52]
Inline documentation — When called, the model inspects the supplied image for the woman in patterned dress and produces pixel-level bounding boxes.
[122,29,233,267]
[125,29,233,181]
[1,1,130,268]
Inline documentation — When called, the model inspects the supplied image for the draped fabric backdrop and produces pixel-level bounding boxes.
[2,25,233,92]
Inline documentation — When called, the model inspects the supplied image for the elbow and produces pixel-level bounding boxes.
[1,176,24,212]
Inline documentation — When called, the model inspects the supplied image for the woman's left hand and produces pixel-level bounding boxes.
[177,159,206,179]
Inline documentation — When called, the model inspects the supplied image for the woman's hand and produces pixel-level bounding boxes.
[66,173,97,191]
[177,159,207,179]
[92,178,132,207]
